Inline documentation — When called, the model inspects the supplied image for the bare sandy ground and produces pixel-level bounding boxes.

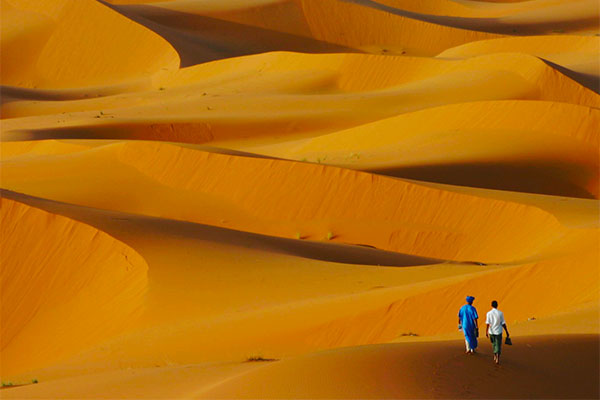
[1,0,598,398]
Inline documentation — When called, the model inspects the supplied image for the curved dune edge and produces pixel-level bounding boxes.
[103,0,354,69]
[438,35,600,63]
[257,100,599,198]
[320,0,599,36]
[104,0,500,60]
[0,198,148,377]
[1,0,179,88]
[3,50,598,121]
[438,35,600,92]
[0,140,570,263]
[299,0,500,55]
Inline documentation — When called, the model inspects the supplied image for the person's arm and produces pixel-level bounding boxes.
[503,323,509,337]
[486,324,490,337]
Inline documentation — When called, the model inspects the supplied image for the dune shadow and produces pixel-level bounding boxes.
[368,161,597,199]
[1,189,441,267]
[342,0,599,35]
[98,1,356,68]
[541,59,599,94]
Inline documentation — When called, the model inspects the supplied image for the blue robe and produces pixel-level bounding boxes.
[459,304,478,350]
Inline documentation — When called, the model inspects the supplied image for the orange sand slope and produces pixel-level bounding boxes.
[0,197,148,378]
[4,336,599,399]
[0,190,597,389]
[1,0,599,398]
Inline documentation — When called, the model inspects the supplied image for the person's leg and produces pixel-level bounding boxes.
[465,339,470,353]
[491,335,501,363]
[497,340,502,364]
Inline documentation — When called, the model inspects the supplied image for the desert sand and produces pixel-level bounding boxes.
[1,0,598,398]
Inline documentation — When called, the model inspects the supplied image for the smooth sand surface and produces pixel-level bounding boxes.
[1,0,598,398]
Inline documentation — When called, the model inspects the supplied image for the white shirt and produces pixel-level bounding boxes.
[486,308,505,335]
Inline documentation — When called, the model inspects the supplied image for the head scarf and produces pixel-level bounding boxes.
[466,296,475,304]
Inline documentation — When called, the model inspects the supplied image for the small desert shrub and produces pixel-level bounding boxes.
[246,356,278,362]
[400,332,419,337]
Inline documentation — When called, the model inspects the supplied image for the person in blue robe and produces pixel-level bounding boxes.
[458,295,479,353]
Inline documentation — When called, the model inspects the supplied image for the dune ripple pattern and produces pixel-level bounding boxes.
[1,0,598,398]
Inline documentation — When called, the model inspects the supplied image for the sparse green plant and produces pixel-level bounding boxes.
[300,158,307,162]
[2,382,13,387]
[32,379,38,384]
[326,231,334,240]
[295,232,301,239]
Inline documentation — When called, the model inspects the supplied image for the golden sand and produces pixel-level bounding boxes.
[1,0,598,398]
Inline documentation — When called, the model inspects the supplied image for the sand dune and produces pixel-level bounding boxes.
[438,35,600,91]
[254,100,599,198]
[2,51,598,149]
[1,190,596,389]
[0,198,148,377]
[1,0,598,397]
[198,336,599,399]
[2,0,179,89]
[337,0,599,35]
[0,141,573,263]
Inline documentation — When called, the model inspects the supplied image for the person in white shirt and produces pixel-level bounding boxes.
[486,300,510,364]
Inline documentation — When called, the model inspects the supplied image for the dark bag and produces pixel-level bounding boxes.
[505,336,512,345]
[475,327,479,337]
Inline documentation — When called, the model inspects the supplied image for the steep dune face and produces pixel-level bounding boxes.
[299,0,500,55]
[0,198,148,377]
[1,141,568,263]
[0,2,55,86]
[104,1,352,68]
[1,0,179,88]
